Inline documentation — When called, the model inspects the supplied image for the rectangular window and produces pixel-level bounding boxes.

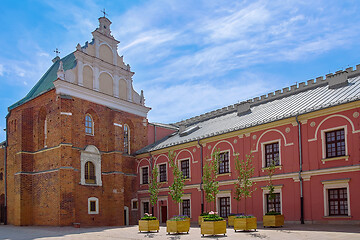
[181,159,190,179]
[218,152,230,174]
[143,202,149,214]
[159,164,167,182]
[219,197,230,218]
[265,142,280,167]
[328,188,348,216]
[132,200,138,210]
[266,193,281,213]
[182,199,190,217]
[142,167,148,184]
[90,201,96,212]
[325,129,345,158]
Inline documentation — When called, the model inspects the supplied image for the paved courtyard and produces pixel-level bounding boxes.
[0,223,359,240]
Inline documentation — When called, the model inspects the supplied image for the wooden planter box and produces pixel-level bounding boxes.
[234,217,257,231]
[198,216,205,226]
[201,220,227,236]
[228,215,236,226]
[263,215,284,227]
[166,218,190,234]
[138,220,159,232]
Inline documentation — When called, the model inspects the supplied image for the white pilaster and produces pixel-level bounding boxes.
[77,60,84,86]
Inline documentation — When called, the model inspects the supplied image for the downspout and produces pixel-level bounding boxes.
[296,115,304,224]
[4,113,9,225]
[149,152,154,216]
[154,125,157,143]
[197,139,204,213]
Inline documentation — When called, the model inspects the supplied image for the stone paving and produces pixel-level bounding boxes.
[0,223,359,240]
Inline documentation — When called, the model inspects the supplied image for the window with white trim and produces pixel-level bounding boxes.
[218,151,230,174]
[131,199,138,210]
[261,139,281,168]
[321,126,348,160]
[182,199,191,217]
[219,197,230,218]
[141,166,149,184]
[180,159,190,179]
[81,145,102,186]
[143,201,149,215]
[322,179,350,217]
[88,197,99,214]
[262,185,283,215]
[159,163,167,182]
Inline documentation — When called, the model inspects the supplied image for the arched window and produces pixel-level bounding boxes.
[85,161,96,184]
[124,124,130,154]
[44,116,47,147]
[85,114,94,135]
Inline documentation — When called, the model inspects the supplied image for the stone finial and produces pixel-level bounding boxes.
[52,56,60,63]
[140,90,145,105]
[57,61,65,80]
[98,16,112,36]
[76,43,81,51]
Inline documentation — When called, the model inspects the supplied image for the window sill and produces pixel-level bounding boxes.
[321,155,349,164]
[217,172,231,177]
[141,183,149,186]
[261,165,282,172]
[159,181,168,184]
[85,133,94,136]
[323,215,352,219]
[184,178,191,181]
[81,183,101,187]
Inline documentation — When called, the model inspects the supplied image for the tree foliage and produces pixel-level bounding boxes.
[233,152,256,216]
[168,150,185,204]
[202,149,220,208]
[149,164,162,208]
[266,159,277,201]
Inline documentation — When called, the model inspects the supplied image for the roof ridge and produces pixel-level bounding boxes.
[175,64,360,126]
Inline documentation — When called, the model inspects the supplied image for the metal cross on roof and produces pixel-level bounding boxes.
[54,48,60,57]
[101,8,108,17]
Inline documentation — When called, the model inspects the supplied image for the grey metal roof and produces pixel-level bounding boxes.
[136,69,360,155]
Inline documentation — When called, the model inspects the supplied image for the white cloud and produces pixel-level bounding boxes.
[0,64,3,76]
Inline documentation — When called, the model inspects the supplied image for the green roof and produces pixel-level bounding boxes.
[9,53,77,110]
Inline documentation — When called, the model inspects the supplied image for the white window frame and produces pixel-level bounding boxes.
[131,199,138,211]
[178,194,191,218]
[216,190,231,217]
[179,158,191,179]
[261,139,282,168]
[157,162,168,183]
[321,125,348,159]
[141,199,150,216]
[88,197,99,214]
[140,166,149,185]
[322,179,351,217]
[81,145,102,186]
[262,185,283,215]
[218,150,231,174]
[124,124,130,154]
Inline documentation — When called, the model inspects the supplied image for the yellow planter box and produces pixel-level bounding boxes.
[201,220,227,236]
[166,218,190,234]
[138,220,159,232]
[234,217,257,231]
[228,215,236,226]
[198,216,204,226]
[263,215,284,227]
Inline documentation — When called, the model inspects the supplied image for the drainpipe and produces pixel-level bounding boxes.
[154,125,157,143]
[4,113,9,225]
[197,139,204,213]
[149,152,154,216]
[296,116,304,224]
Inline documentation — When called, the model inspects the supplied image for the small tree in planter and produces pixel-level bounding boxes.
[233,152,257,231]
[201,211,226,236]
[263,159,284,227]
[139,165,161,233]
[167,150,189,234]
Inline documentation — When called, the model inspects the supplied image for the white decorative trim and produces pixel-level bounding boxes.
[54,79,150,117]
[261,139,282,169]
[136,158,151,174]
[322,179,351,217]
[253,129,293,153]
[88,197,99,214]
[113,122,122,127]
[211,140,235,157]
[321,125,348,159]
[175,149,197,163]
[60,112,72,116]
[81,145,102,186]
[262,185,283,215]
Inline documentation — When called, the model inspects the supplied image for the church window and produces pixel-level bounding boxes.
[85,161,96,184]
[88,197,99,214]
[85,114,94,135]
[44,117,48,148]
[124,124,130,154]
[81,145,102,186]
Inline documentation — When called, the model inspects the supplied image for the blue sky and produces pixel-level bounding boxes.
[1,0,360,141]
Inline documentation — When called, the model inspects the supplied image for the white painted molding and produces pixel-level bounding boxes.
[60,112,72,116]
[114,122,122,127]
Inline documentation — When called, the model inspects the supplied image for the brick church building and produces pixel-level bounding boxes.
[0,16,359,226]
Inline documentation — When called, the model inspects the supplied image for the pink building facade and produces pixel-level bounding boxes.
[135,68,360,224]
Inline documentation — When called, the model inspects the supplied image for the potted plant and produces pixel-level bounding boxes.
[198,212,209,226]
[138,213,159,232]
[166,215,190,234]
[263,160,284,227]
[166,151,188,234]
[139,165,161,232]
[201,211,226,236]
[233,153,257,231]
